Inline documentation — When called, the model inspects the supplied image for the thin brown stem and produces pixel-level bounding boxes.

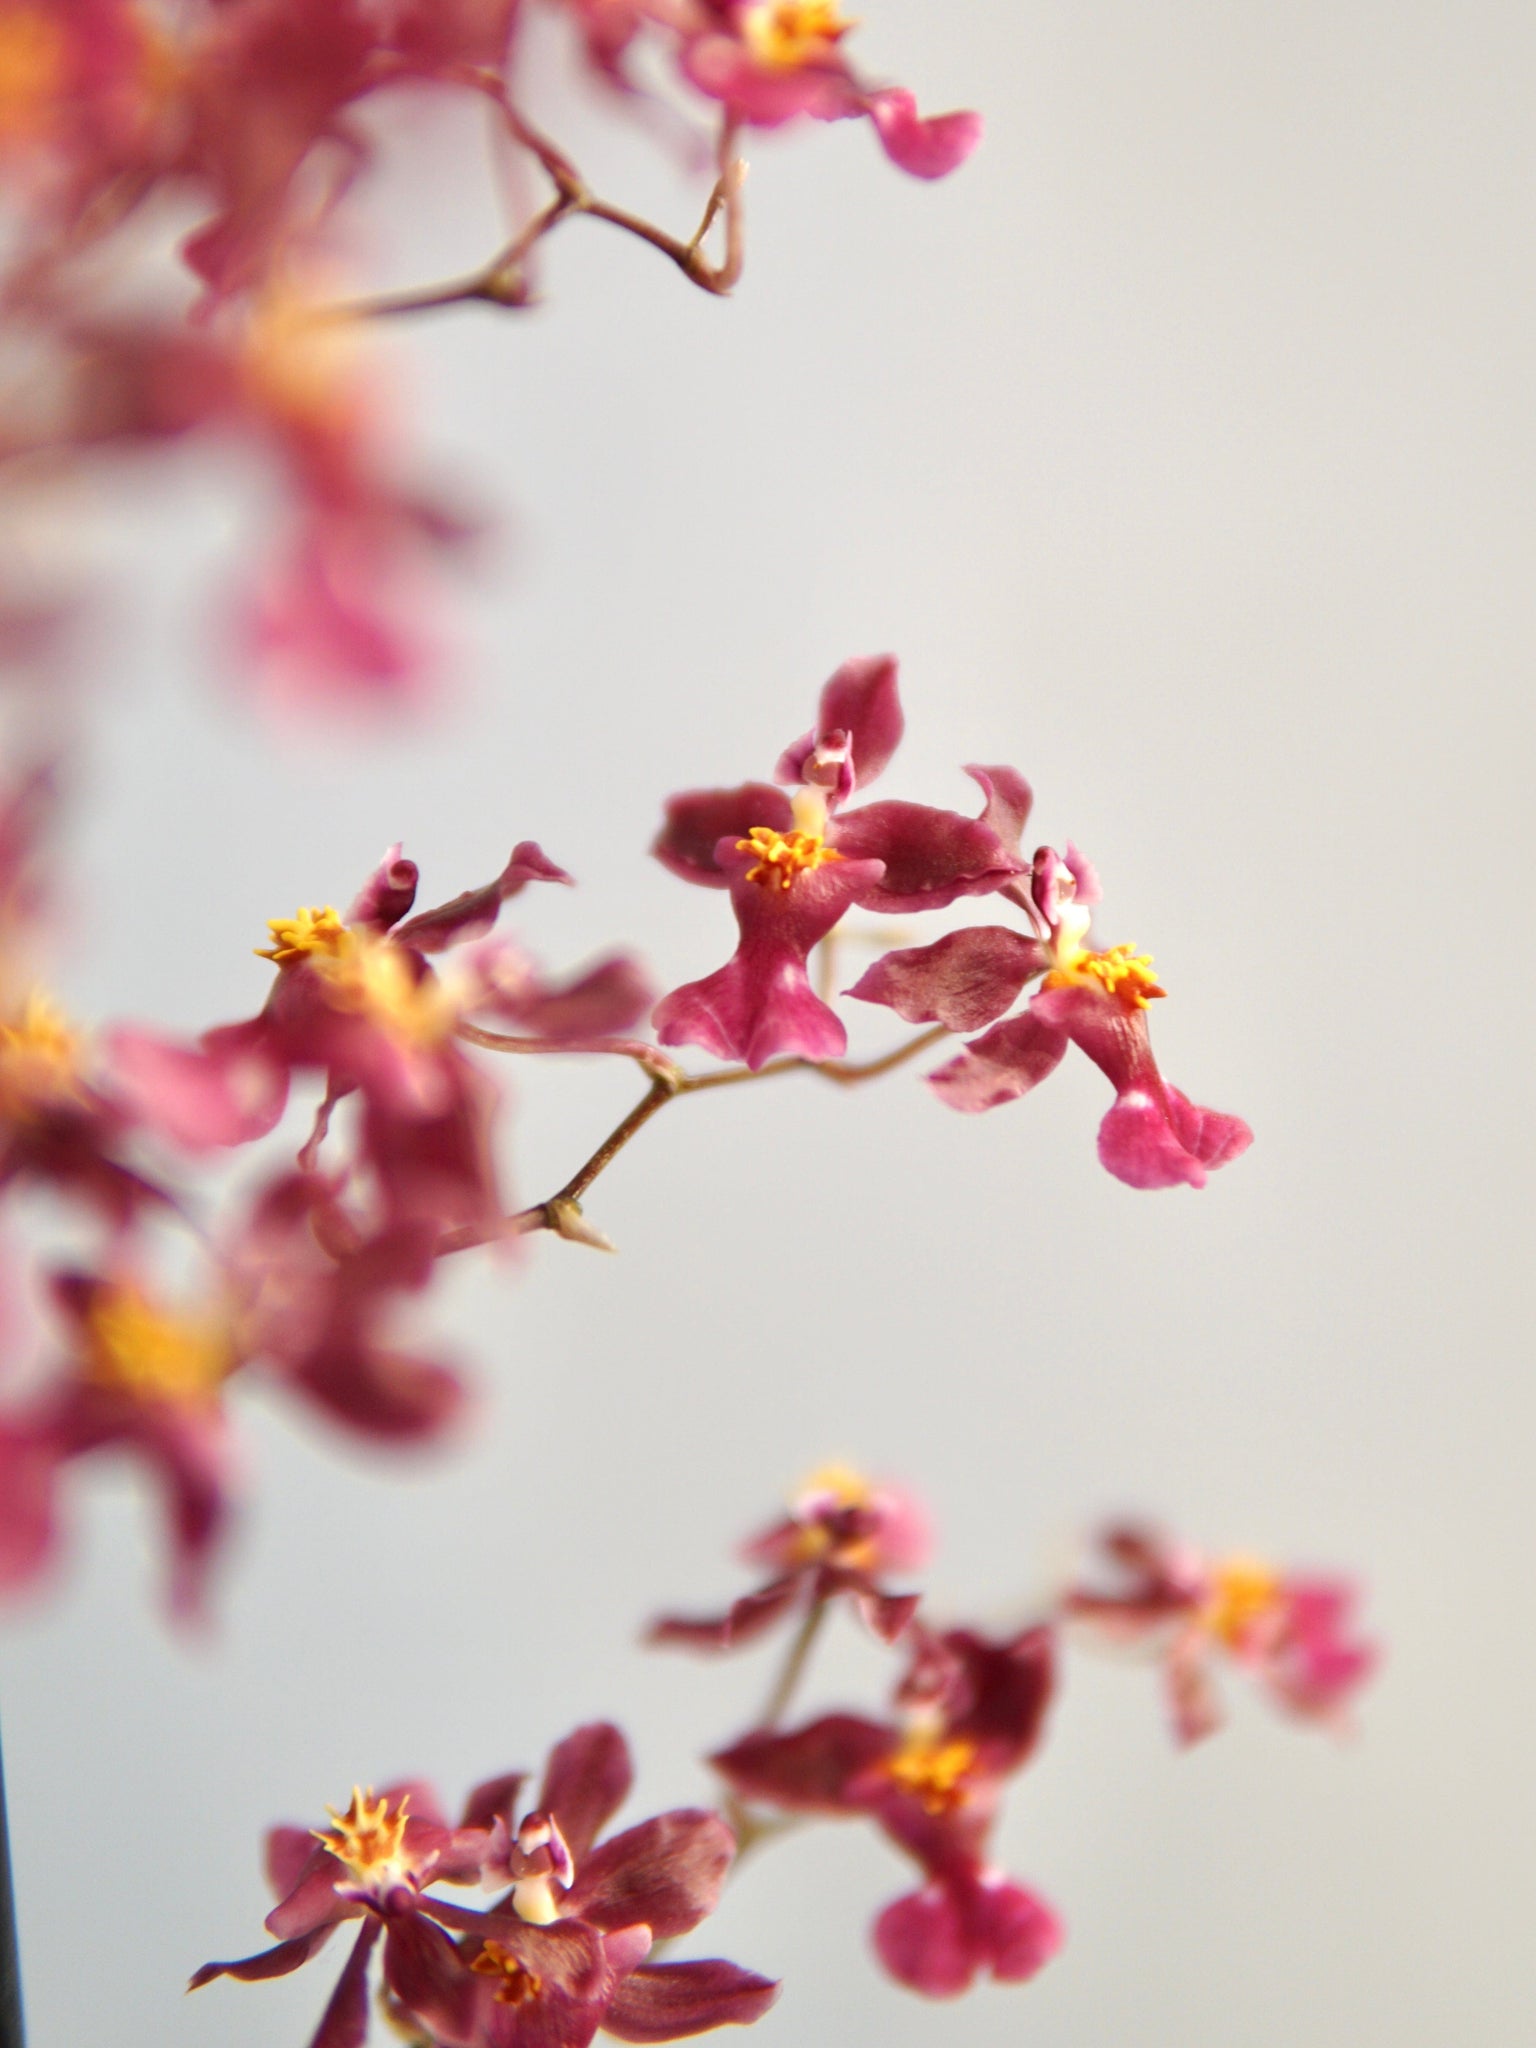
[440,1025,948,1256]
[758,1597,830,1731]
[320,88,746,322]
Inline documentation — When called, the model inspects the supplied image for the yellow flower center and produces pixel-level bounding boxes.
[313,1788,414,1885]
[742,0,855,68]
[787,1461,878,1567]
[82,1286,234,1405]
[0,989,83,1116]
[471,1942,543,2006]
[736,826,844,891]
[798,1461,872,1510]
[1201,1554,1283,1649]
[241,280,366,434]
[1045,939,1166,1010]
[259,909,452,1047]
[257,905,350,965]
[0,5,66,142]
[885,1732,978,1815]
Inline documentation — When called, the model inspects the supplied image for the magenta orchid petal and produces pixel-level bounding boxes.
[653,785,793,887]
[1167,1631,1227,1745]
[0,1424,58,1596]
[267,1825,322,1899]
[539,1723,634,1862]
[654,840,884,1070]
[503,955,657,1039]
[680,36,857,128]
[190,1924,339,1989]
[711,1715,896,1814]
[602,1960,781,2043]
[565,1811,735,1938]
[345,845,420,932]
[647,1574,803,1653]
[392,843,573,954]
[858,1588,922,1644]
[873,1868,1061,1997]
[829,799,1023,912]
[849,928,1047,1032]
[1097,1084,1253,1191]
[865,89,984,180]
[308,1919,382,2048]
[775,654,903,801]
[266,1845,363,1942]
[107,1021,288,1150]
[927,1009,1070,1113]
[380,1909,484,2047]
[461,1773,527,1834]
[962,764,1034,853]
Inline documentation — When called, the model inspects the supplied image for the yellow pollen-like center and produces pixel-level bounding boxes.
[1045,941,1166,1011]
[736,826,843,891]
[313,1788,412,1882]
[1201,1555,1283,1649]
[242,280,366,433]
[798,1460,873,1510]
[0,989,82,1114]
[0,6,66,141]
[257,905,350,965]
[259,909,451,1046]
[742,0,855,68]
[83,1286,234,1404]
[471,1942,543,2007]
[884,1734,978,1816]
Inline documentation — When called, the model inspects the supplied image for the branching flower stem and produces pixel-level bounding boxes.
[321,85,745,320]
[439,1024,949,1254]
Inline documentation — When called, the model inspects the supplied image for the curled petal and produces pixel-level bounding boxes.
[346,845,420,932]
[775,654,904,801]
[190,1924,339,1990]
[653,785,792,887]
[963,764,1033,853]
[865,90,984,180]
[393,844,573,954]
[849,927,1047,1032]
[927,1008,1069,1112]
[604,1960,780,2043]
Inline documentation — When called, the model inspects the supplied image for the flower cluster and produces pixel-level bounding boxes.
[646,1471,1378,2000]
[0,0,979,710]
[0,659,1256,1619]
[1064,1521,1380,1743]
[654,653,1253,1187]
[193,1722,779,2048]
[0,774,652,1616]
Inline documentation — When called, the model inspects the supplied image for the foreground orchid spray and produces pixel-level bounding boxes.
[0,7,1379,2047]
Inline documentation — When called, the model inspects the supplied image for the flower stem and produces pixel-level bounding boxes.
[758,1597,829,1731]
[0,1721,25,2048]
[439,1025,951,1254]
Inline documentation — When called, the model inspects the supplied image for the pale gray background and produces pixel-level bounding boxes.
[3,1,1533,2043]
